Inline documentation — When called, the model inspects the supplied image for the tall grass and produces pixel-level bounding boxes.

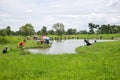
[48,34,120,39]
[0,38,120,80]
[0,36,24,44]
[24,40,51,48]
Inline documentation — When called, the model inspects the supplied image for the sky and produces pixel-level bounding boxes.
[0,0,120,31]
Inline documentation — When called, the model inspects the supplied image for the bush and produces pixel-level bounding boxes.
[19,51,31,55]
[0,37,9,44]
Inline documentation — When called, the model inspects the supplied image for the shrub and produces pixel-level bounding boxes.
[19,51,31,55]
[0,37,9,44]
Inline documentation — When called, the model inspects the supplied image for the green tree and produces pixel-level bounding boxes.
[37,31,41,35]
[0,29,7,36]
[111,25,120,33]
[10,31,16,35]
[88,23,100,34]
[47,30,54,35]
[97,24,120,34]
[41,26,47,35]
[66,28,77,35]
[19,23,35,36]
[0,26,12,36]
[89,23,96,34]
[79,30,88,34]
[52,22,65,36]
[6,26,11,35]
[98,24,111,34]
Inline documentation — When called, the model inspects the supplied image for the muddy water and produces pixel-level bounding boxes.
[28,39,115,54]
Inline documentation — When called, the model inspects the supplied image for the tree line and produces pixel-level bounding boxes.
[88,23,120,34]
[0,23,120,36]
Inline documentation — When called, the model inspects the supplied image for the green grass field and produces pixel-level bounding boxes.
[0,35,120,80]
[48,34,120,39]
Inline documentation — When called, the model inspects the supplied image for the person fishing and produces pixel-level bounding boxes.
[84,39,92,46]
[2,46,8,54]
[18,40,26,49]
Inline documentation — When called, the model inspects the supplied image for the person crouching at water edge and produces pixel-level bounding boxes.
[2,46,8,54]
[18,40,26,49]
[84,39,92,46]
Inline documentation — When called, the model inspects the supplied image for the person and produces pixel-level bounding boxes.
[111,37,114,40]
[94,39,97,43]
[45,39,49,44]
[100,36,102,39]
[40,39,44,44]
[18,40,26,49]
[2,47,8,54]
[84,39,92,46]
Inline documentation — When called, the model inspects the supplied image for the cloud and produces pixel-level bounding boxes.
[0,0,120,31]
[25,9,33,13]
[107,0,120,7]
[0,14,11,17]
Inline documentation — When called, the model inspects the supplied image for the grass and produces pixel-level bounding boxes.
[48,34,120,39]
[0,36,51,52]
[0,35,120,80]
[24,40,51,49]
[76,34,120,39]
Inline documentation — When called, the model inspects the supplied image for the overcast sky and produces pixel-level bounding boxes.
[0,0,120,31]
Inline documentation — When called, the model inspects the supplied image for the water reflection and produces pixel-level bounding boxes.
[28,39,115,54]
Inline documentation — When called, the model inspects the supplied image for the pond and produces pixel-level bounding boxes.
[28,39,115,54]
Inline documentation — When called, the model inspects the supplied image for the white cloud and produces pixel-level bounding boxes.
[0,0,120,31]
[0,14,11,17]
[25,9,33,13]
[107,0,120,7]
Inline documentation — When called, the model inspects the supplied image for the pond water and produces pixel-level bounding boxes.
[28,39,115,54]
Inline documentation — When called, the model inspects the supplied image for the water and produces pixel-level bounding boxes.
[28,39,115,54]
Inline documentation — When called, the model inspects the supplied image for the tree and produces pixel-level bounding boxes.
[66,28,77,35]
[52,22,65,36]
[47,30,54,35]
[15,31,21,35]
[97,24,120,34]
[6,26,11,35]
[0,29,7,36]
[41,26,47,35]
[0,26,12,36]
[19,23,35,36]
[88,23,100,34]
[10,31,16,35]
[79,30,88,34]
[89,23,95,34]
[37,31,41,35]
[111,25,120,33]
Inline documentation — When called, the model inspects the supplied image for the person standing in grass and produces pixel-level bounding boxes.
[2,46,8,54]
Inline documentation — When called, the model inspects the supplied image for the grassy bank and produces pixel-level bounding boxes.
[0,36,51,52]
[48,34,120,39]
[24,40,51,49]
[0,36,120,80]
